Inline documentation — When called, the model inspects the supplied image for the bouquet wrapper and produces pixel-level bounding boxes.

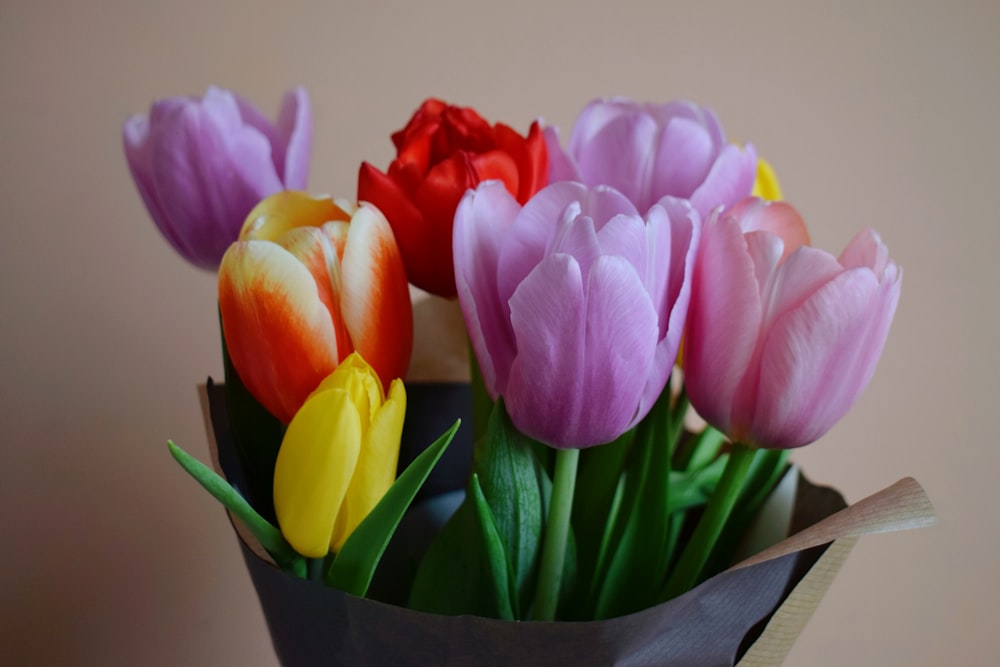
[200,383,933,667]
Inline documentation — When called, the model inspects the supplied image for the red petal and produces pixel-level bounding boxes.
[410,154,474,296]
[358,162,429,290]
[470,150,520,199]
[493,121,549,203]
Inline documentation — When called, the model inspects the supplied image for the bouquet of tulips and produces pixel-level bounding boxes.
[125,87,930,665]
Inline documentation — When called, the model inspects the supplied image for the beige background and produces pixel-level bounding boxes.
[2,0,997,664]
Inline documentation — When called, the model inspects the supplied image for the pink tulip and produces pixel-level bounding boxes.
[683,198,901,448]
[454,181,699,449]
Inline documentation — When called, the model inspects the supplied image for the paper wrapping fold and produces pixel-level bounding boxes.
[199,382,933,667]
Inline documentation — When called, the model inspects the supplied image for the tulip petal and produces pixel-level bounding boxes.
[150,94,284,266]
[274,87,312,190]
[274,387,362,558]
[571,112,658,212]
[752,268,886,447]
[240,190,350,242]
[542,125,581,184]
[688,143,758,218]
[650,115,716,200]
[684,215,762,438]
[219,240,340,423]
[470,149,520,200]
[333,378,406,551]
[839,228,891,277]
[728,198,810,262]
[453,182,521,396]
[339,204,413,388]
[498,183,637,310]
[505,254,587,447]
[123,112,197,264]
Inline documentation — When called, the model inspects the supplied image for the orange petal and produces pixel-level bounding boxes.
[219,240,340,423]
[339,204,413,387]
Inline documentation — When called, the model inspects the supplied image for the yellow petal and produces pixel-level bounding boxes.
[273,387,362,558]
[239,191,353,242]
[751,158,783,201]
[312,353,385,432]
[331,378,406,552]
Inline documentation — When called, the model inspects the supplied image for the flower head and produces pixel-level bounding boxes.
[683,198,901,448]
[123,86,311,269]
[545,98,756,218]
[359,98,548,297]
[454,181,699,448]
[219,191,412,424]
[273,353,405,557]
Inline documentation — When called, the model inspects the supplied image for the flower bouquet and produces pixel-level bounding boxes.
[125,88,934,666]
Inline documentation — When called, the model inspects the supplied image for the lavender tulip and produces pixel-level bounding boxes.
[123,86,311,269]
[683,198,902,448]
[454,181,699,449]
[545,98,756,218]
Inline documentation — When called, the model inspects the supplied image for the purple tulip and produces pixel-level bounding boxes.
[123,86,311,269]
[544,98,756,218]
[454,180,699,449]
[683,198,902,449]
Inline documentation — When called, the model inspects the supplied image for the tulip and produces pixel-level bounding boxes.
[358,98,548,297]
[683,197,901,448]
[453,181,699,449]
[544,98,756,218]
[219,192,412,424]
[123,86,311,269]
[273,353,406,557]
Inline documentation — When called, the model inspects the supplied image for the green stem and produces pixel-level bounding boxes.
[662,442,756,600]
[531,447,580,621]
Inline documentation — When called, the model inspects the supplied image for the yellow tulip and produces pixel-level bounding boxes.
[273,353,406,557]
[751,158,783,201]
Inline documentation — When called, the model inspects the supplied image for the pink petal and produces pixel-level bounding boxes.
[683,215,762,437]
[751,265,899,447]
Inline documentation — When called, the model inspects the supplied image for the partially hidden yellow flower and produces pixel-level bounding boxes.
[273,352,406,557]
[751,157,783,200]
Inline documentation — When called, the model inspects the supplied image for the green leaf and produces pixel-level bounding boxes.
[472,399,545,615]
[591,389,676,619]
[408,474,516,620]
[167,441,304,576]
[467,474,516,620]
[219,315,285,524]
[325,420,460,596]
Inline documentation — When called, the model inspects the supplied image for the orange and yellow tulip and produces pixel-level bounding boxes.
[219,191,412,424]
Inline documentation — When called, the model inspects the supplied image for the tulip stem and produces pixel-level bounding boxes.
[662,442,756,600]
[531,447,580,621]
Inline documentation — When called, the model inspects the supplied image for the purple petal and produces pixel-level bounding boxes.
[839,228,891,276]
[123,113,194,263]
[571,111,659,211]
[504,254,587,447]
[150,92,283,267]
[689,143,757,219]
[542,125,580,183]
[274,87,311,190]
[453,182,522,396]
[650,115,716,200]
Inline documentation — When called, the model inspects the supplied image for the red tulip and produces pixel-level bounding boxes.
[218,192,412,424]
[358,98,548,297]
